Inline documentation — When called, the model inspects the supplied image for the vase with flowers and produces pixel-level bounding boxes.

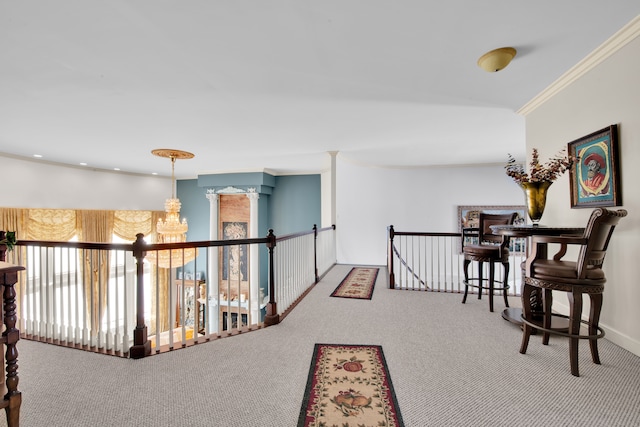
[505,148,573,225]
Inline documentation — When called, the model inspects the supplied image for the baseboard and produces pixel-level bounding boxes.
[553,301,640,358]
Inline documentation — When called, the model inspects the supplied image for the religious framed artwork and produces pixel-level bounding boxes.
[568,124,621,208]
[222,221,248,281]
[457,205,527,253]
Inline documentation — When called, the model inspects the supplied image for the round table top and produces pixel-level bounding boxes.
[490,224,584,237]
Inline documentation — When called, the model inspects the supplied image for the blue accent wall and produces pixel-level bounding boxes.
[178,172,321,239]
[176,179,210,278]
[176,173,320,319]
[269,175,321,235]
[177,179,210,242]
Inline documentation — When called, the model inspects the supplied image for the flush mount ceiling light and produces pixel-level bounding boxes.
[477,47,517,72]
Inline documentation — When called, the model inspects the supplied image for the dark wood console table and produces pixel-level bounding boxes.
[490,225,584,327]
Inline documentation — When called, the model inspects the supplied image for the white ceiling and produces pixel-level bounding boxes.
[1,1,638,178]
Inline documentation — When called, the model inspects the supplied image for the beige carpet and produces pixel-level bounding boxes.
[6,264,640,427]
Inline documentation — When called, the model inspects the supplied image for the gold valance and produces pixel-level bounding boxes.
[27,209,77,241]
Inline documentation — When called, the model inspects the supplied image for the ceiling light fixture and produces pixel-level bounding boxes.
[477,47,517,72]
[146,148,196,268]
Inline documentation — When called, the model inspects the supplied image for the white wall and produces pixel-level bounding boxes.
[525,33,640,355]
[1,155,169,210]
[321,169,332,228]
[335,157,524,266]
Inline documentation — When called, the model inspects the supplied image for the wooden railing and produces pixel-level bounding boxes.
[2,225,336,359]
[387,225,526,296]
[272,225,336,322]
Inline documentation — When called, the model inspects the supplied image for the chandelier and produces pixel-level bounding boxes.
[146,149,197,268]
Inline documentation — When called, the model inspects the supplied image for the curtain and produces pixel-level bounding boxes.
[27,209,77,241]
[113,210,154,241]
[77,210,114,333]
[1,206,167,338]
[149,210,170,335]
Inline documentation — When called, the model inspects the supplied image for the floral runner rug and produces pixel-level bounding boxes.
[298,343,404,427]
[330,267,379,300]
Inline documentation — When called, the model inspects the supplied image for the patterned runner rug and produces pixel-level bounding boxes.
[298,343,404,427]
[330,267,379,300]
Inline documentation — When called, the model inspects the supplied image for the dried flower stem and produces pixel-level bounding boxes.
[505,148,574,184]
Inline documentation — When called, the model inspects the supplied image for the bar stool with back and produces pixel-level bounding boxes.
[462,212,518,312]
[520,207,627,376]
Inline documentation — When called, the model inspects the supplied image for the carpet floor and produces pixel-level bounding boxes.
[7,264,640,427]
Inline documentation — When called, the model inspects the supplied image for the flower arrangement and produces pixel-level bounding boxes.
[505,148,574,184]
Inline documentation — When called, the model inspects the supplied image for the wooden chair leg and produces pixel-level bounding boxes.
[589,293,603,365]
[568,290,583,377]
[502,261,510,308]
[488,262,495,312]
[462,259,470,304]
[520,282,535,354]
[477,261,484,300]
[542,289,553,345]
[5,393,21,427]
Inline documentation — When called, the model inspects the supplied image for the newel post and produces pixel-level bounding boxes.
[313,224,319,283]
[388,225,396,289]
[0,261,24,427]
[129,233,151,359]
[263,229,279,326]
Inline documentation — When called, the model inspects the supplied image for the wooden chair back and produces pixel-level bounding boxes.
[576,208,627,278]
[478,212,518,247]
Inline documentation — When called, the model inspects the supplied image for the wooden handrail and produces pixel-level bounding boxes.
[4,224,336,359]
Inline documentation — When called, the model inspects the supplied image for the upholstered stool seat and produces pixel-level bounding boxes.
[520,207,627,377]
[462,212,517,312]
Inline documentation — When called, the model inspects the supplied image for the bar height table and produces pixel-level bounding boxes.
[490,225,584,326]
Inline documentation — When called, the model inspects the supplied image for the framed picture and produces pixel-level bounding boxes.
[222,221,248,281]
[457,205,527,253]
[568,124,621,208]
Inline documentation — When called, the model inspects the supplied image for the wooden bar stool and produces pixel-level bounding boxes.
[462,212,517,312]
[520,207,627,376]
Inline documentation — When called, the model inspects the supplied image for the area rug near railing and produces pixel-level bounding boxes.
[330,267,379,300]
[298,343,404,427]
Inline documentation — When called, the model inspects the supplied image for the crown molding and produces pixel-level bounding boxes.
[518,15,640,116]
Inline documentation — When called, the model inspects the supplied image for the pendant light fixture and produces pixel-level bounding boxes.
[146,149,196,268]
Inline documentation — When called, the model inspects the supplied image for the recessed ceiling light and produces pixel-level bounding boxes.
[80,162,87,166]
[33,154,43,158]
[113,168,120,171]
[152,172,158,175]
